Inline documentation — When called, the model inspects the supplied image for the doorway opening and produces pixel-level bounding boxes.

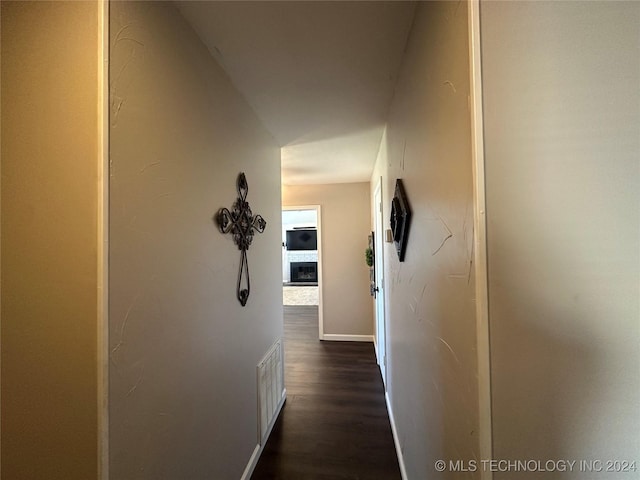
[282,205,324,339]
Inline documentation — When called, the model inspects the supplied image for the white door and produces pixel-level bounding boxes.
[373,180,387,386]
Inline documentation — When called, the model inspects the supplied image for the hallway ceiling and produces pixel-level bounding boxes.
[177,1,416,185]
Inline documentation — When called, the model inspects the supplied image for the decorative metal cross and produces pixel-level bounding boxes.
[215,172,267,306]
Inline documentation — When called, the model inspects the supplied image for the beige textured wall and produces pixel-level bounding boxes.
[371,2,479,478]
[283,183,373,336]
[481,1,640,475]
[109,2,283,478]
[1,2,100,478]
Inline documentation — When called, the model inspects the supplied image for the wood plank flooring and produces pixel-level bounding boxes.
[251,306,401,480]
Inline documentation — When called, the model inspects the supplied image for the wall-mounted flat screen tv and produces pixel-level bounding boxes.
[286,229,317,250]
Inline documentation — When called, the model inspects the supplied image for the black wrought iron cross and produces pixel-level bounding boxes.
[215,173,267,306]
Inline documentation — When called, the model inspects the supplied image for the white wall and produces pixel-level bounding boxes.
[481,1,640,476]
[371,3,479,477]
[1,2,101,477]
[109,2,283,478]
[283,183,373,336]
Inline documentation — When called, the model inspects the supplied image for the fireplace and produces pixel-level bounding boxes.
[290,262,318,283]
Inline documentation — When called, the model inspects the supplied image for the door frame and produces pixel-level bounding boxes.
[282,205,324,340]
[468,1,493,478]
[373,178,387,385]
[98,0,109,477]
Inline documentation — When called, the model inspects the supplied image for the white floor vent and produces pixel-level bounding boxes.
[257,338,285,445]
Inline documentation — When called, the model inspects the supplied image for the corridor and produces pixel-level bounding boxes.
[252,306,401,479]
[3,1,638,477]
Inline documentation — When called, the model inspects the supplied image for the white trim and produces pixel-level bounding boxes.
[468,1,493,478]
[97,1,109,478]
[282,205,323,340]
[385,392,408,480]
[316,206,324,341]
[0,2,3,474]
[241,390,286,480]
[372,176,387,386]
[322,334,374,343]
[240,444,262,480]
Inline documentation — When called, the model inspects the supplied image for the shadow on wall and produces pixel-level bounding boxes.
[480,1,640,476]
[489,284,599,477]
[377,2,481,477]
[382,119,481,476]
[489,232,608,479]
[383,199,480,476]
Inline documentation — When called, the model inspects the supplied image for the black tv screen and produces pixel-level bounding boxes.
[286,229,317,250]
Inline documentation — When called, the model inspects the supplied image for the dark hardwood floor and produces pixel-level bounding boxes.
[251,306,401,480]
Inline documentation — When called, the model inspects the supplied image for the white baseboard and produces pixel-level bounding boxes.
[385,391,408,480]
[322,334,374,342]
[374,338,380,364]
[240,444,261,480]
[240,389,286,480]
